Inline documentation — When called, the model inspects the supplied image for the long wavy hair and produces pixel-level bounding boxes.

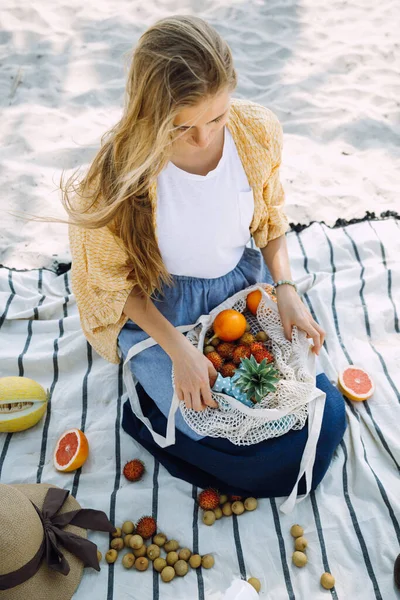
[51,15,237,299]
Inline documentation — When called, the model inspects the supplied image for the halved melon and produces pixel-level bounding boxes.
[0,376,48,432]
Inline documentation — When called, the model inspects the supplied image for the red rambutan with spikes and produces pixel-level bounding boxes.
[232,345,251,366]
[216,342,236,360]
[220,362,237,378]
[123,459,145,482]
[229,495,243,502]
[136,516,157,539]
[198,488,220,511]
[206,351,224,372]
[252,348,274,364]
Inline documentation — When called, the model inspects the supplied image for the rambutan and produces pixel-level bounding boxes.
[136,516,157,539]
[206,351,224,372]
[253,348,274,364]
[123,459,145,482]
[198,488,220,511]
[216,342,236,360]
[220,362,237,378]
[229,495,243,502]
[232,345,251,366]
[249,342,264,354]
[238,332,255,346]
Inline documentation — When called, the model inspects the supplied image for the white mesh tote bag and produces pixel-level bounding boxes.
[121,284,326,514]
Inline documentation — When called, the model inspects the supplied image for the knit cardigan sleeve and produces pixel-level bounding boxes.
[251,110,290,248]
[68,222,133,345]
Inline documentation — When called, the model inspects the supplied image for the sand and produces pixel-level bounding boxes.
[0,0,399,270]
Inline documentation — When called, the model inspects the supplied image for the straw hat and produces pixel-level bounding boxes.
[0,482,115,600]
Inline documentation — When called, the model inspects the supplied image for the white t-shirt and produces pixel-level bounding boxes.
[156,127,255,278]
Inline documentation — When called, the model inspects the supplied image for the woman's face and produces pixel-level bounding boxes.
[171,87,231,155]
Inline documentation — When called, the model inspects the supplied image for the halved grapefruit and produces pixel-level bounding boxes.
[338,366,375,402]
[54,428,89,472]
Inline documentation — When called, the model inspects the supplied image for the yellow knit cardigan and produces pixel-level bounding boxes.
[68,98,290,364]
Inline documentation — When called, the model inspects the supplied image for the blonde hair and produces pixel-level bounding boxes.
[48,15,236,299]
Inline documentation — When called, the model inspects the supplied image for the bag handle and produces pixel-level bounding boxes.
[121,318,208,448]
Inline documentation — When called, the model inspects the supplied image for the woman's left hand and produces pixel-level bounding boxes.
[275,285,326,354]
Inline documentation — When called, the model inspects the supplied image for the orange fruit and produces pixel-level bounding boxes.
[53,428,89,472]
[213,309,247,342]
[338,366,375,402]
[246,290,262,315]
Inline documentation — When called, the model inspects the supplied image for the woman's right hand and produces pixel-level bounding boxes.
[171,342,219,412]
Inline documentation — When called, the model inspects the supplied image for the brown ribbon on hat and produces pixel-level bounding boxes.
[0,487,116,591]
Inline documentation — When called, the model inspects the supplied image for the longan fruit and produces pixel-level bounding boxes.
[189,554,202,568]
[122,553,135,569]
[201,554,215,569]
[248,577,261,593]
[174,559,189,576]
[244,497,258,511]
[222,502,233,516]
[124,534,133,548]
[97,550,102,563]
[179,548,192,561]
[292,551,307,567]
[290,524,304,538]
[204,345,216,355]
[321,573,335,590]
[232,501,245,515]
[294,536,308,552]
[147,544,160,561]
[219,494,228,505]
[161,566,175,582]
[203,510,216,526]
[214,507,223,520]
[122,521,135,535]
[132,545,147,558]
[245,322,251,332]
[166,551,179,566]
[129,534,144,550]
[110,538,124,551]
[153,557,167,573]
[135,556,149,571]
[255,331,268,342]
[153,533,167,547]
[111,527,122,538]
[105,549,118,564]
[210,337,220,347]
[164,539,179,552]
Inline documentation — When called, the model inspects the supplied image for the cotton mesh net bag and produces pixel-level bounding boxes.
[174,283,319,447]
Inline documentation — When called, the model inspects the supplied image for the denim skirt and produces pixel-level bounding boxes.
[118,247,347,497]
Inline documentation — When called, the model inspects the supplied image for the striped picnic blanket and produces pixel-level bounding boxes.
[1,217,399,600]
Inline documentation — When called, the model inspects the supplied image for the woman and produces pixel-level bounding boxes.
[66,15,346,498]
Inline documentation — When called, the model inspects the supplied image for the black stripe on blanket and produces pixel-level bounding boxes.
[232,514,246,580]
[340,440,383,599]
[107,361,124,600]
[37,271,70,483]
[342,226,400,403]
[270,497,295,600]
[152,459,160,600]
[296,227,397,597]
[71,342,92,498]
[192,485,205,600]
[319,226,399,471]
[0,271,16,480]
[367,221,399,334]
[0,270,15,329]
[18,270,45,377]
